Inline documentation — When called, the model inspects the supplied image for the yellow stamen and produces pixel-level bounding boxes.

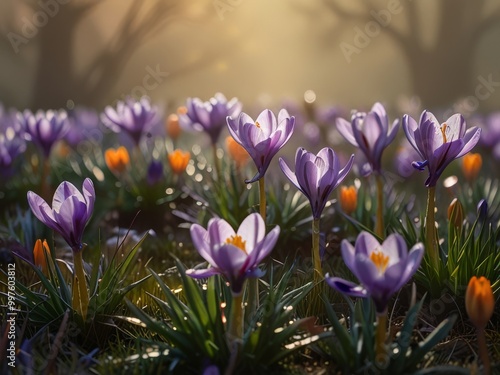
[255,121,261,128]
[370,251,389,273]
[440,123,448,143]
[226,235,247,254]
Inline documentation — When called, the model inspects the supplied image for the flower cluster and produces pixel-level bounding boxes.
[2,92,496,374]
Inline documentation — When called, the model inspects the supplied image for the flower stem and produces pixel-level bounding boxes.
[312,217,322,282]
[477,327,491,375]
[248,177,268,313]
[258,176,266,222]
[212,143,221,180]
[72,248,89,319]
[229,293,244,341]
[41,157,51,201]
[375,313,387,364]
[374,173,384,239]
[425,186,440,270]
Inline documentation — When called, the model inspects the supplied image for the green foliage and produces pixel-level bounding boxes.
[174,159,258,229]
[318,295,460,374]
[121,259,325,373]
[266,185,312,254]
[446,211,500,296]
[3,232,151,345]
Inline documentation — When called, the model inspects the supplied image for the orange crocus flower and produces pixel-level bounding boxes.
[168,149,190,175]
[33,239,51,275]
[225,136,249,168]
[166,114,181,140]
[105,146,130,174]
[339,185,357,215]
[462,152,482,182]
[466,276,494,329]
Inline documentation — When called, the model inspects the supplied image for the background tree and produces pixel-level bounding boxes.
[1,0,209,109]
[316,0,500,108]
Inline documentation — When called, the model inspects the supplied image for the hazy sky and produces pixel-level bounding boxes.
[1,0,499,112]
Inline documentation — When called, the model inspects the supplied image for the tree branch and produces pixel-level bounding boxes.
[471,5,500,44]
[77,1,184,103]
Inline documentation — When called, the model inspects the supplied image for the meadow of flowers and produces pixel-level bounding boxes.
[0,94,499,374]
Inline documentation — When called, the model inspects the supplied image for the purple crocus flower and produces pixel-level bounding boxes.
[227,109,295,183]
[326,231,424,314]
[478,112,500,159]
[336,102,399,176]
[187,213,280,295]
[18,109,69,157]
[279,147,354,219]
[179,93,242,145]
[0,111,26,176]
[65,107,100,147]
[27,178,95,252]
[102,97,157,145]
[146,159,163,185]
[403,111,482,187]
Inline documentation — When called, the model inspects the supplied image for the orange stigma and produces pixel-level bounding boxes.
[440,123,448,143]
[370,250,389,273]
[226,235,247,253]
[255,121,261,128]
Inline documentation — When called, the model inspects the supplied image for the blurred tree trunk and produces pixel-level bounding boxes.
[323,0,500,109]
[28,1,196,110]
[32,7,85,109]
[409,52,473,109]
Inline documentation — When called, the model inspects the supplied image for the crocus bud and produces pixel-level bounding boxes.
[462,152,482,182]
[465,276,494,329]
[165,114,181,140]
[33,239,51,275]
[447,198,464,228]
[477,199,488,221]
[339,185,357,215]
[225,136,249,168]
[147,159,163,185]
[168,149,190,175]
[105,146,130,174]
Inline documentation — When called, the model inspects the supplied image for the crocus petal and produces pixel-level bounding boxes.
[381,233,407,264]
[53,196,88,249]
[336,118,358,146]
[190,224,215,265]
[381,261,407,293]
[245,171,263,184]
[186,267,221,279]
[82,178,95,217]
[325,276,368,298]
[336,154,355,185]
[456,127,481,158]
[353,254,380,289]
[340,239,356,273]
[27,191,55,226]
[402,115,420,156]
[213,244,248,277]
[255,109,276,137]
[52,181,82,212]
[394,243,424,291]
[386,119,400,145]
[253,225,280,265]
[207,218,235,247]
[237,213,264,252]
[279,157,301,191]
[354,231,380,258]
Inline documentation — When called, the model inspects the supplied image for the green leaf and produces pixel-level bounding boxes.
[404,315,457,370]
